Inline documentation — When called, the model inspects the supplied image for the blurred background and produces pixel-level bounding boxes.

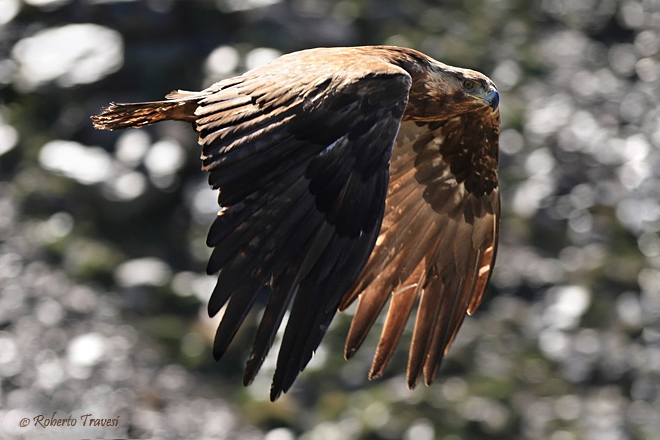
[0,0,659,439]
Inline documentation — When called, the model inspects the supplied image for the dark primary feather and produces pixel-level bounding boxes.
[91,45,500,401]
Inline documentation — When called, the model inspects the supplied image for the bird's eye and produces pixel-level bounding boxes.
[463,80,477,90]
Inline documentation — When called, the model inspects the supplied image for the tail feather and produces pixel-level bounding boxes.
[91,97,199,130]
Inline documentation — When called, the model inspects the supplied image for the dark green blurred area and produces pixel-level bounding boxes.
[1,0,659,439]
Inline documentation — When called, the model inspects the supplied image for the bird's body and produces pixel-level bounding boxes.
[92,45,500,401]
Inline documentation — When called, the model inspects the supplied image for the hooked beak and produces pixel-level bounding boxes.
[484,89,500,111]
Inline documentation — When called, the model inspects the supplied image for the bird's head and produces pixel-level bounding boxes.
[406,63,500,121]
[453,68,500,111]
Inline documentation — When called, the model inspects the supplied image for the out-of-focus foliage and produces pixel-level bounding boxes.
[0,0,659,439]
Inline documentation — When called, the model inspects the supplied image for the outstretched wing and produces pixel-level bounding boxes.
[196,50,412,401]
[340,112,500,388]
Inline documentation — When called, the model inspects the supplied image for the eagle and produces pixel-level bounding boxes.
[92,46,500,401]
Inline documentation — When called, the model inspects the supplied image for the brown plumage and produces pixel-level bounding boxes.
[91,46,500,401]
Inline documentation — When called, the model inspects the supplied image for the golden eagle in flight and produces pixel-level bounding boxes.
[92,46,500,401]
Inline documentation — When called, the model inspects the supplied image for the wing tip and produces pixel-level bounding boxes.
[269,386,283,402]
[269,369,297,402]
[423,367,440,387]
[212,336,228,362]
[243,354,264,387]
[406,372,421,389]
